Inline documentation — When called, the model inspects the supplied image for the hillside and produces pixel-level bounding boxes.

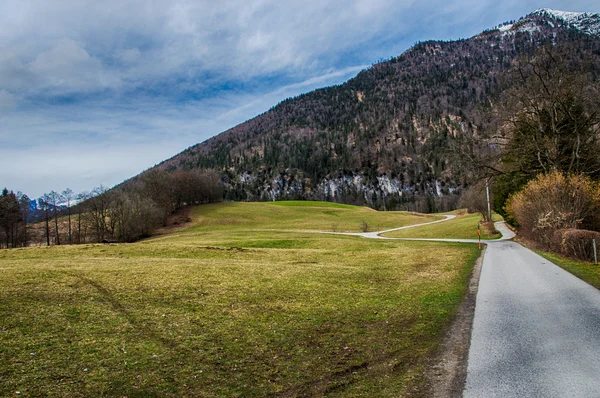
[157,9,600,212]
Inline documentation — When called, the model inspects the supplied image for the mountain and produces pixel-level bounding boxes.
[530,8,600,36]
[155,9,600,212]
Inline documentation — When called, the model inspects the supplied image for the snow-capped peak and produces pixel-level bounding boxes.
[534,8,586,22]
[532,8,600,36]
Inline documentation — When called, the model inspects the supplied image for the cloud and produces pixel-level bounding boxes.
[3,0,596,104]
[115,48,142,65]
[0,90,16,111]
[0,0,421,100]
[1,0,599,197]
[0,143,182,198]
[27,39,109,94]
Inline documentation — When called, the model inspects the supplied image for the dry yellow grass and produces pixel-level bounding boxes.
[0,201,479,396]
[382,212,502,240]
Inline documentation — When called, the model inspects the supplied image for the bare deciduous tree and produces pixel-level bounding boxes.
[48,191,62,245]
[38,194,51,246]
[62,188,74,244]
[496,45,600,179]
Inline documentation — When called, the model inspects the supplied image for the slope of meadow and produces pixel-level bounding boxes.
[381,212,502,240]
[0,202,479,397]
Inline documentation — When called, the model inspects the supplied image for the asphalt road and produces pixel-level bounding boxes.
[365,220,600,397]
[312,217,600,396]
[463,233,600,397]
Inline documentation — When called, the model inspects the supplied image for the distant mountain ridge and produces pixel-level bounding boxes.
[152,9,600,212]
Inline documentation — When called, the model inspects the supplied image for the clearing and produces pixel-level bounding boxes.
[0,202,479,397]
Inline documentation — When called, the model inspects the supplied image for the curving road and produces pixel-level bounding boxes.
[323,214,457,239]
[334,218,600,396]
[325,215,510,243]
[308,216,600,396]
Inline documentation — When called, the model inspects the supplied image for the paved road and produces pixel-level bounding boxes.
[463,231,600,397]
[302,214,457,238]
[309,218,600,396]
[349,214,457,238]
[363,220,600,397]
[324,215,510,243]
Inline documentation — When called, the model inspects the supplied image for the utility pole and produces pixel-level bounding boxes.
[486,178,492,222]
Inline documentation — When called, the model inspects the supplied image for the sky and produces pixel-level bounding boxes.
[1,0,599,199]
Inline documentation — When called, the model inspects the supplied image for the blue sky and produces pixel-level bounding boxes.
[1,0,599,198]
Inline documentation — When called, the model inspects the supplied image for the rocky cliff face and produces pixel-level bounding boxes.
[224,169,460,213]
[156,9,600,211]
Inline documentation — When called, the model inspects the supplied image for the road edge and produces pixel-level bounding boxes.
[424,245,485,397]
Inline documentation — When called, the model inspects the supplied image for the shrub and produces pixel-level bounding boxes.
[505,171,599,248]
[360,220,369,232]
[553,229,600,262]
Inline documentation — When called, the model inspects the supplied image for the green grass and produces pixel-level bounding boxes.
[381,212,502,240]
[267,200,357,209]
[535,250,600,290]
[0,201,480,397]
[170,201,442,235]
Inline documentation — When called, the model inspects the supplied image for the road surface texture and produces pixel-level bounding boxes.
[463,228,600,397]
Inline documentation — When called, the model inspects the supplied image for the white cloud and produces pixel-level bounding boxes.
[2,0,595,100]
[0,0,598,197]
[27,39,108,93]
[0,0,422,99]
[0,143,182,198]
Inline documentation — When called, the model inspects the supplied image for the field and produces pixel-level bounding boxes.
[381,212,502,240]
[163,201,443,236]
[0,202,480,397]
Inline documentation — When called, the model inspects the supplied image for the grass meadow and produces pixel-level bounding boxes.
[381,212,502,240]
[0,202,480,397]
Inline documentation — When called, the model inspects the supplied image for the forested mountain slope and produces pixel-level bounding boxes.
[157,9,600,212]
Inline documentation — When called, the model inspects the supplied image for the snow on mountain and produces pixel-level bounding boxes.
[493,9,600,37]
[536,9,586,21]
[532,8,600,36]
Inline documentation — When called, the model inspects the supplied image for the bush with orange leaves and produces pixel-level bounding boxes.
[553,229,600,262]
[505,171,600,249]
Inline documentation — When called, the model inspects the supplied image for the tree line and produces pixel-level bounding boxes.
[0,188,31,248]
[0,169,222,248]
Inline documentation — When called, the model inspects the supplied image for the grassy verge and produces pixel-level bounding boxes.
[381,212,502,240]
[534,250,600,290]
[0,201,479,397]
